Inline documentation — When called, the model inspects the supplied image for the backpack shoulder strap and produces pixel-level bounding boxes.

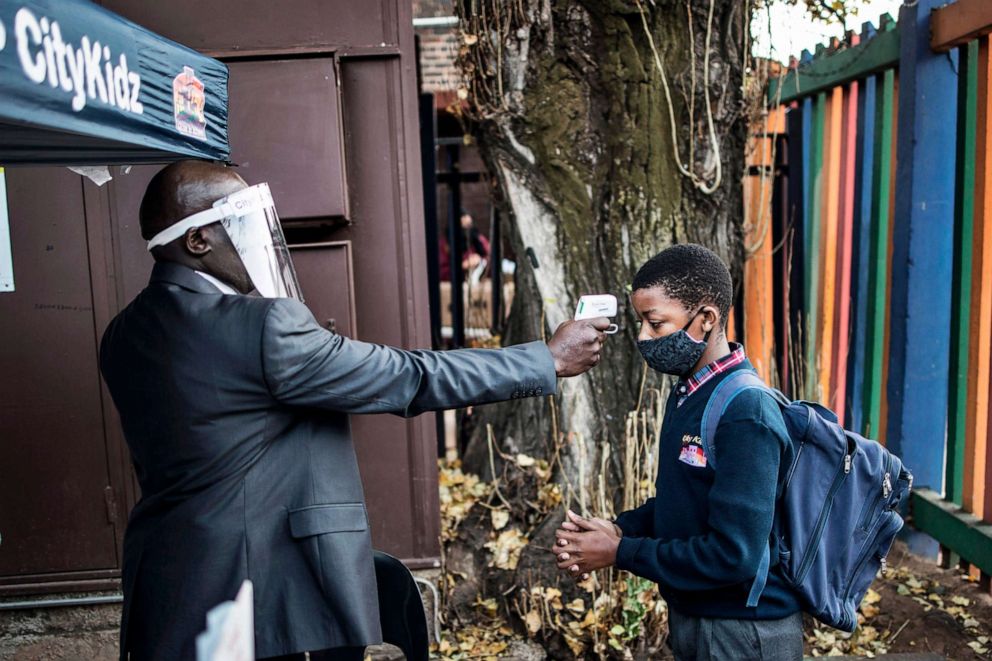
[698,368,783,609]
[699,369,769,470]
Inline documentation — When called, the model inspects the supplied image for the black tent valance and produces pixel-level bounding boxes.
[0,0,229,165]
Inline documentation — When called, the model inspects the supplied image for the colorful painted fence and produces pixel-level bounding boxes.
[746,0,992,588]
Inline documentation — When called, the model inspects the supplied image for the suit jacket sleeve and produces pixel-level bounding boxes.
[261,298,557,415]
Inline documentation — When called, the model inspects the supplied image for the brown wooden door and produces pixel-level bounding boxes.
[0,168,120,585]
[227,58,349,221]
[289,242,357,338]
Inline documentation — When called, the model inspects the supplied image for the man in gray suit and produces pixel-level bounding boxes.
[99,161,608,661]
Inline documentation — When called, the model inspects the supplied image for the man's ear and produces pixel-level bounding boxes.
[183,227,212,256]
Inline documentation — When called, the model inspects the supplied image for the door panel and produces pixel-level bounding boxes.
[106,165,160,305]
[228,59,349,221]
[0,168,118,577]
[289,241,357,338]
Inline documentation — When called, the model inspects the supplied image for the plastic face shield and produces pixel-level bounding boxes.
[146,183,303,301]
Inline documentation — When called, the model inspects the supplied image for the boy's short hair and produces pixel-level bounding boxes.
[632,244,734,328]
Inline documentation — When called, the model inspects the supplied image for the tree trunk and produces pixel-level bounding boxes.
[448,0,749,655]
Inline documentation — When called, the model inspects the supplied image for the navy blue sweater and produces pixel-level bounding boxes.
[614,360,801,619]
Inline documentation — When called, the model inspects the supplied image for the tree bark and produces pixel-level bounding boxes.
[449,0,749,654]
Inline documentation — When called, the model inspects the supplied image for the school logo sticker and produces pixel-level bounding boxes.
[679,434,707,468]
[173,66,206,140]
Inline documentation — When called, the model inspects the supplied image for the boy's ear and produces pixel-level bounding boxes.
[700,305,719,333]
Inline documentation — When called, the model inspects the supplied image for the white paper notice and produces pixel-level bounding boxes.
[195,580,255,661]
[0,168,13,293]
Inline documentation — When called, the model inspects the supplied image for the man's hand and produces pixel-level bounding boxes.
[547,318,609,377]
[551,510,621,579]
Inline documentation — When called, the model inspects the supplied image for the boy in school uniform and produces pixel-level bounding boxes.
[552,244,803,661]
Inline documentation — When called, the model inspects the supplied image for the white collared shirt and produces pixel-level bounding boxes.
[195,271,239,295]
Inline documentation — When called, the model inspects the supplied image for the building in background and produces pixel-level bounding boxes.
[414,0,511,348]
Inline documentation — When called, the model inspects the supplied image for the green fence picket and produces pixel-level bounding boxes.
[806,92,827,401]
[949,40,978,506]
[863,68,896,440]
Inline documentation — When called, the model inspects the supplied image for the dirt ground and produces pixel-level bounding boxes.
[432,539,992,660]
[435,463,991,660]
[810,541,992,660]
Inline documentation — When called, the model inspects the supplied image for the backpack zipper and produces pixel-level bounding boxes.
[783,440,806,490]
[783,407,815,490]
[882,450,894,500]
[794,446,853,584]
[842,509,901,602]
[857,451,893,532]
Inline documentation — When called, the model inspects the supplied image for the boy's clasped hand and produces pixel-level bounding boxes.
[552,509,623,581]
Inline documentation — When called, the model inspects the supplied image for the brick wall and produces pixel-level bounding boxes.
[413,0,461,94]
[412,0,452,17]
[418,29,461,94]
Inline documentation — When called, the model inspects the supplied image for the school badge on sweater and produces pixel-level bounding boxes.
[679,434,708,468]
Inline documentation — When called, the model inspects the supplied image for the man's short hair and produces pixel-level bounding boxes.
[139,160,245,241]
[632,244,734,327]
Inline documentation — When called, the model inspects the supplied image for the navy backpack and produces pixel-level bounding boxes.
[699,369,913,632]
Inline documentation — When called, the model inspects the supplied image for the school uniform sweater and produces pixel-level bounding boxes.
[614,354,802,620]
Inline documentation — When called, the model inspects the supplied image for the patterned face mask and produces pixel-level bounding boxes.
[637,310,710,376]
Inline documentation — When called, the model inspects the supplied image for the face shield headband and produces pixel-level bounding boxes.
[146,183,303,301]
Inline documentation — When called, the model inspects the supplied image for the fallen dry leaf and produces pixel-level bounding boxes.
[491,508,509,530]
[968,641,989,655]
[524,609,541,634]
[484,528,527,570]
[537,483,562,510]
[577,572,598,593]
[514,453,536,467]
[564,633,586,656]
[860,603,880,619]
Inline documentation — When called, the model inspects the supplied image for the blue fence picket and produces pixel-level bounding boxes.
[886,0,959,494]
[848,58,877,436]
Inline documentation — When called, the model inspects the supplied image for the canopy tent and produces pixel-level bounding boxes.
[0,0,229,165]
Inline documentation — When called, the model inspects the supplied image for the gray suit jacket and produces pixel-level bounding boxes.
[99,262,556,660]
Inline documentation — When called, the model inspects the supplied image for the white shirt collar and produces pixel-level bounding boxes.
[194,271,239,295]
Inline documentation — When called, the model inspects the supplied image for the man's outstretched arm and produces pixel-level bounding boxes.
[261,298,608,415]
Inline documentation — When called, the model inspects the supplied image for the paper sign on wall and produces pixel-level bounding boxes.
[0,168,13,293]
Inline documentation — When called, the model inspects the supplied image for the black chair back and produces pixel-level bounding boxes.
[373,551,430,661]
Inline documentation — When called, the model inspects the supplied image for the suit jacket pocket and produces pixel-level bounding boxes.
[288,503,376,624]
[288,503,368,538]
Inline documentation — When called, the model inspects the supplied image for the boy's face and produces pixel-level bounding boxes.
[630,285,717,343]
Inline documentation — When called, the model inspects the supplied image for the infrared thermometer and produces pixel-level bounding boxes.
[574,294,619,334]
